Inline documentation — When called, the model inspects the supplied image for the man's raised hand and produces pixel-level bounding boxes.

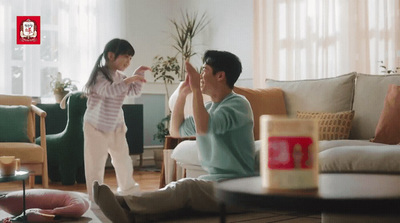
[185,61,201,91]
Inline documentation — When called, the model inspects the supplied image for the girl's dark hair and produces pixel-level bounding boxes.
[203,50,242,89]
[84,38,135,94]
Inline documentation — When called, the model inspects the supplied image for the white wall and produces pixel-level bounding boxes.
[124,0,254,89]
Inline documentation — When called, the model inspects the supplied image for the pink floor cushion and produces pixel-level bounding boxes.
[0,189,89,222]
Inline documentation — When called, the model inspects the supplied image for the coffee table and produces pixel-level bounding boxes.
[0,170,30,222]
[216,173,400,223]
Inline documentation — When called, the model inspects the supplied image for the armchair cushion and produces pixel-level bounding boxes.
[0,105,30,142]
[0,143,44,163]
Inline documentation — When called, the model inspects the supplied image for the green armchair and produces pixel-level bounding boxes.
[36,91,87,185]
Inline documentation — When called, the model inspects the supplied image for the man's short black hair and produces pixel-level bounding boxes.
[203,50,242,89]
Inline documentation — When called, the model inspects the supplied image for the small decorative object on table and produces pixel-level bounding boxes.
[260,115,319,190]
[0,156,18,176]
[49,72,77,103]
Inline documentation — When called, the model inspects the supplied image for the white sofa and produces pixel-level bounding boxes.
[170,73,400,179]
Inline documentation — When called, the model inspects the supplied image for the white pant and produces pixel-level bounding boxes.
[84,122,139,201]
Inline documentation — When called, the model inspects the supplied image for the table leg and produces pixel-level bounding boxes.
[219,203,226,223]
[22,179,26,223]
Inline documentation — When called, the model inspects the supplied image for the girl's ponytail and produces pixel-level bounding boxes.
[84,53,104,94]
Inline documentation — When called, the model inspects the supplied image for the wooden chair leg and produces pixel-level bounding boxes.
[29,175,35,188]
[159,160,166,188]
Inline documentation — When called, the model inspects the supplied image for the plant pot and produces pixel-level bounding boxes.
[54,90,69,103]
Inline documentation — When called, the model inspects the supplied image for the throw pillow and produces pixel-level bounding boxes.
[297,110,355,140]
[233,86,287,140]
[371,84,400,144]
[0,105,30,142]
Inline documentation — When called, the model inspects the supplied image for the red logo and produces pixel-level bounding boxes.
[17,16,40,45]
[268,136,314,169]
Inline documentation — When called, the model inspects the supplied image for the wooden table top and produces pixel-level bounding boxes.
[215,173,400,214]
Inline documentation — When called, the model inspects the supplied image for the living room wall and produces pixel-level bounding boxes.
[123,0,254,146]
[124,0,253,87]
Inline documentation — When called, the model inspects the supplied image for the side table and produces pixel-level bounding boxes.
[0,170,30,222]
[159,136,196,188]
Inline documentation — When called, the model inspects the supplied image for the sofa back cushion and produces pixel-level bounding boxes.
[351,74,400,140]
[265,72,356,118]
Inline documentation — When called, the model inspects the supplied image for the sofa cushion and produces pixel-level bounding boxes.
[265,72,356,118]
[233,86,287,140]
[171,140,200,166]
[319,145,400,173]
[351,74,400,140]
[371,84,400,144]
[319,139,387,152]
[0,105,30,142]
[297,110,355,140]
[171,140,262,171]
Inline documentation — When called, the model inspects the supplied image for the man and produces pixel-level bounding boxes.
[93,50,255,223]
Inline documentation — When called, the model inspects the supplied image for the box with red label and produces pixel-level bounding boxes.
[260,116,319,189]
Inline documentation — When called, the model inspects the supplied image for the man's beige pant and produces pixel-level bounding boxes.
[124,178,218,214]
[84,122,139,201]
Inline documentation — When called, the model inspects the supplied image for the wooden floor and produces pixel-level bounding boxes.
[0,167,161,194]
[0,169,323,222]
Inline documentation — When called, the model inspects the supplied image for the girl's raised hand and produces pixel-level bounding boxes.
[124,65,150,84]
[133,66,152,76]
[126,75,147,84]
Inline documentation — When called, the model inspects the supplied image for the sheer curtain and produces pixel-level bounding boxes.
[253,0,400,87]
[0,0,125,97]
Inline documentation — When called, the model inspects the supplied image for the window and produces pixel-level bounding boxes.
[253,0,400,85]
[0,0,125,98]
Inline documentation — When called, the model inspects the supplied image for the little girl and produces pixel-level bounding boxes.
[83,38,150,201]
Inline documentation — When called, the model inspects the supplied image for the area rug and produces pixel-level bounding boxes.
[0,190,320,223]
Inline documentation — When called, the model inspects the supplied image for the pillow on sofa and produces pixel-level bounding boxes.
[351,74,400,140]
[0,105,30,142]
[297,110,355,140]
[371,84,400,145]
[265,72,356,118]
[233,86,287,140]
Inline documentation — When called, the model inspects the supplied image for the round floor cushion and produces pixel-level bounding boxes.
[0,189,89,222]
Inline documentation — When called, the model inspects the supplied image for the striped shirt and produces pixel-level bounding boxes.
[84,69,143,132]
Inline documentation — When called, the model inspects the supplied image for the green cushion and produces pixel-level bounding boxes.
[0,105,30,142]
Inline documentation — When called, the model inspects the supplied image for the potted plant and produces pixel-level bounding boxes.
[378,60,400,74]
[152,11,209,143]
[50,72,78,103]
